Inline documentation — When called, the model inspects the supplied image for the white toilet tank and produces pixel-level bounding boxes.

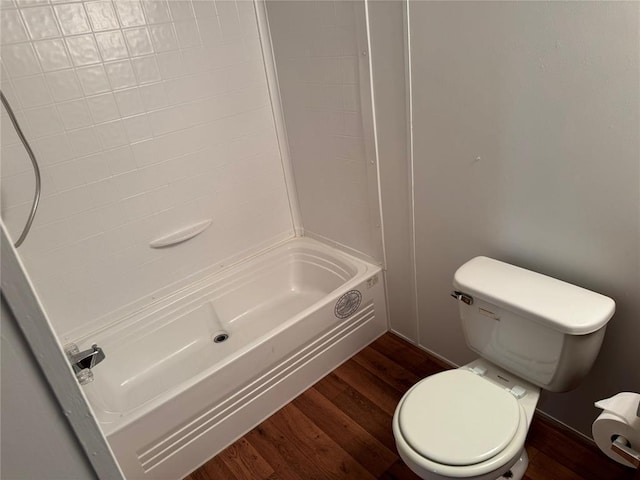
[453,257,615,392]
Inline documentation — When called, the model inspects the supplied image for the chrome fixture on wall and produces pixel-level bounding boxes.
[0,90,41,248]
[64,343,106,386]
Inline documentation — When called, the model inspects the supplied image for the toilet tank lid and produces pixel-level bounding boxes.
[453,257,615,335]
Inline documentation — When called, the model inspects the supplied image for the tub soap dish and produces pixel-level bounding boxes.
[150,219,212,248]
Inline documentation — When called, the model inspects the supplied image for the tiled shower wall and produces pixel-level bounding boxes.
[0,0,294,338]
[266,1,382,260]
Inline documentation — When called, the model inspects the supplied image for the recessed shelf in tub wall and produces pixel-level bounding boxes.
[149,220,212,249]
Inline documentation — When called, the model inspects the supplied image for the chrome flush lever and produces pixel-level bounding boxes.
[450,290,474,305]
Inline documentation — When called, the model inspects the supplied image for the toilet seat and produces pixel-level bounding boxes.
[398,369,520,466]
[393,368,529,480]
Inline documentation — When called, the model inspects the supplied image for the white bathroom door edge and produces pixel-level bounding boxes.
[0,223,125,480]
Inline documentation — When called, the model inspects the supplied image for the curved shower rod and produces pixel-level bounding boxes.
[0,90,41,248]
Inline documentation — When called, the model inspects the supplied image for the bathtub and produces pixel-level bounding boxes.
[77,237,387,479]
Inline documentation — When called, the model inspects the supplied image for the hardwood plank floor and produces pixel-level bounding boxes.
[186,333,636,480]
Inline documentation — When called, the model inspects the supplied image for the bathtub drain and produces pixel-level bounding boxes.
[213,332,229,343]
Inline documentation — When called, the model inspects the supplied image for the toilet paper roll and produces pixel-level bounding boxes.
[593,392,640,468]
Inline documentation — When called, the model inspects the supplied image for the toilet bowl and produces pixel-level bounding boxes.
[393,256,615,480]
[393,360,540,480]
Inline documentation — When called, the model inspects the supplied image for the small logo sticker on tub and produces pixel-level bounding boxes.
[335,290,362,319]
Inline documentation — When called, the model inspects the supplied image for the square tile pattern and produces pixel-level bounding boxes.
[1,0,294,337]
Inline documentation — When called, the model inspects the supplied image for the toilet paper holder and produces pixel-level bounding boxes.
[611,436,640,468]
[594,393,640,471]
[610,399,640,469]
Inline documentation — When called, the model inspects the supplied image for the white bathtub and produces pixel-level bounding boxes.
[77,237,387,479]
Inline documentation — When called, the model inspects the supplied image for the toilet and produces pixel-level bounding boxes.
[393,256,615,480]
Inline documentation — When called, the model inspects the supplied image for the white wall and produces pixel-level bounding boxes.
[409,1,639,436]
[1,299,97,480]
[266,0,382,261]
[0,0,294,339]
[368,0,417,340]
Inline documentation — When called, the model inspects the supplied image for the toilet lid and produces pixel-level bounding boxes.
[398,369,520,466]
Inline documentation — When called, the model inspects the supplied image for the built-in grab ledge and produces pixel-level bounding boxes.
[149,220,212,248]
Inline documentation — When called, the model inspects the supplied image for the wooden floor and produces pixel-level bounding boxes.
[186,333,636,480]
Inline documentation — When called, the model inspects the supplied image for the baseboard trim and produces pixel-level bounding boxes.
[532,409,595,447]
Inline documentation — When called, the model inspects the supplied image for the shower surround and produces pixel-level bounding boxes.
[1,0,385,478]
[1,0,294,339]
